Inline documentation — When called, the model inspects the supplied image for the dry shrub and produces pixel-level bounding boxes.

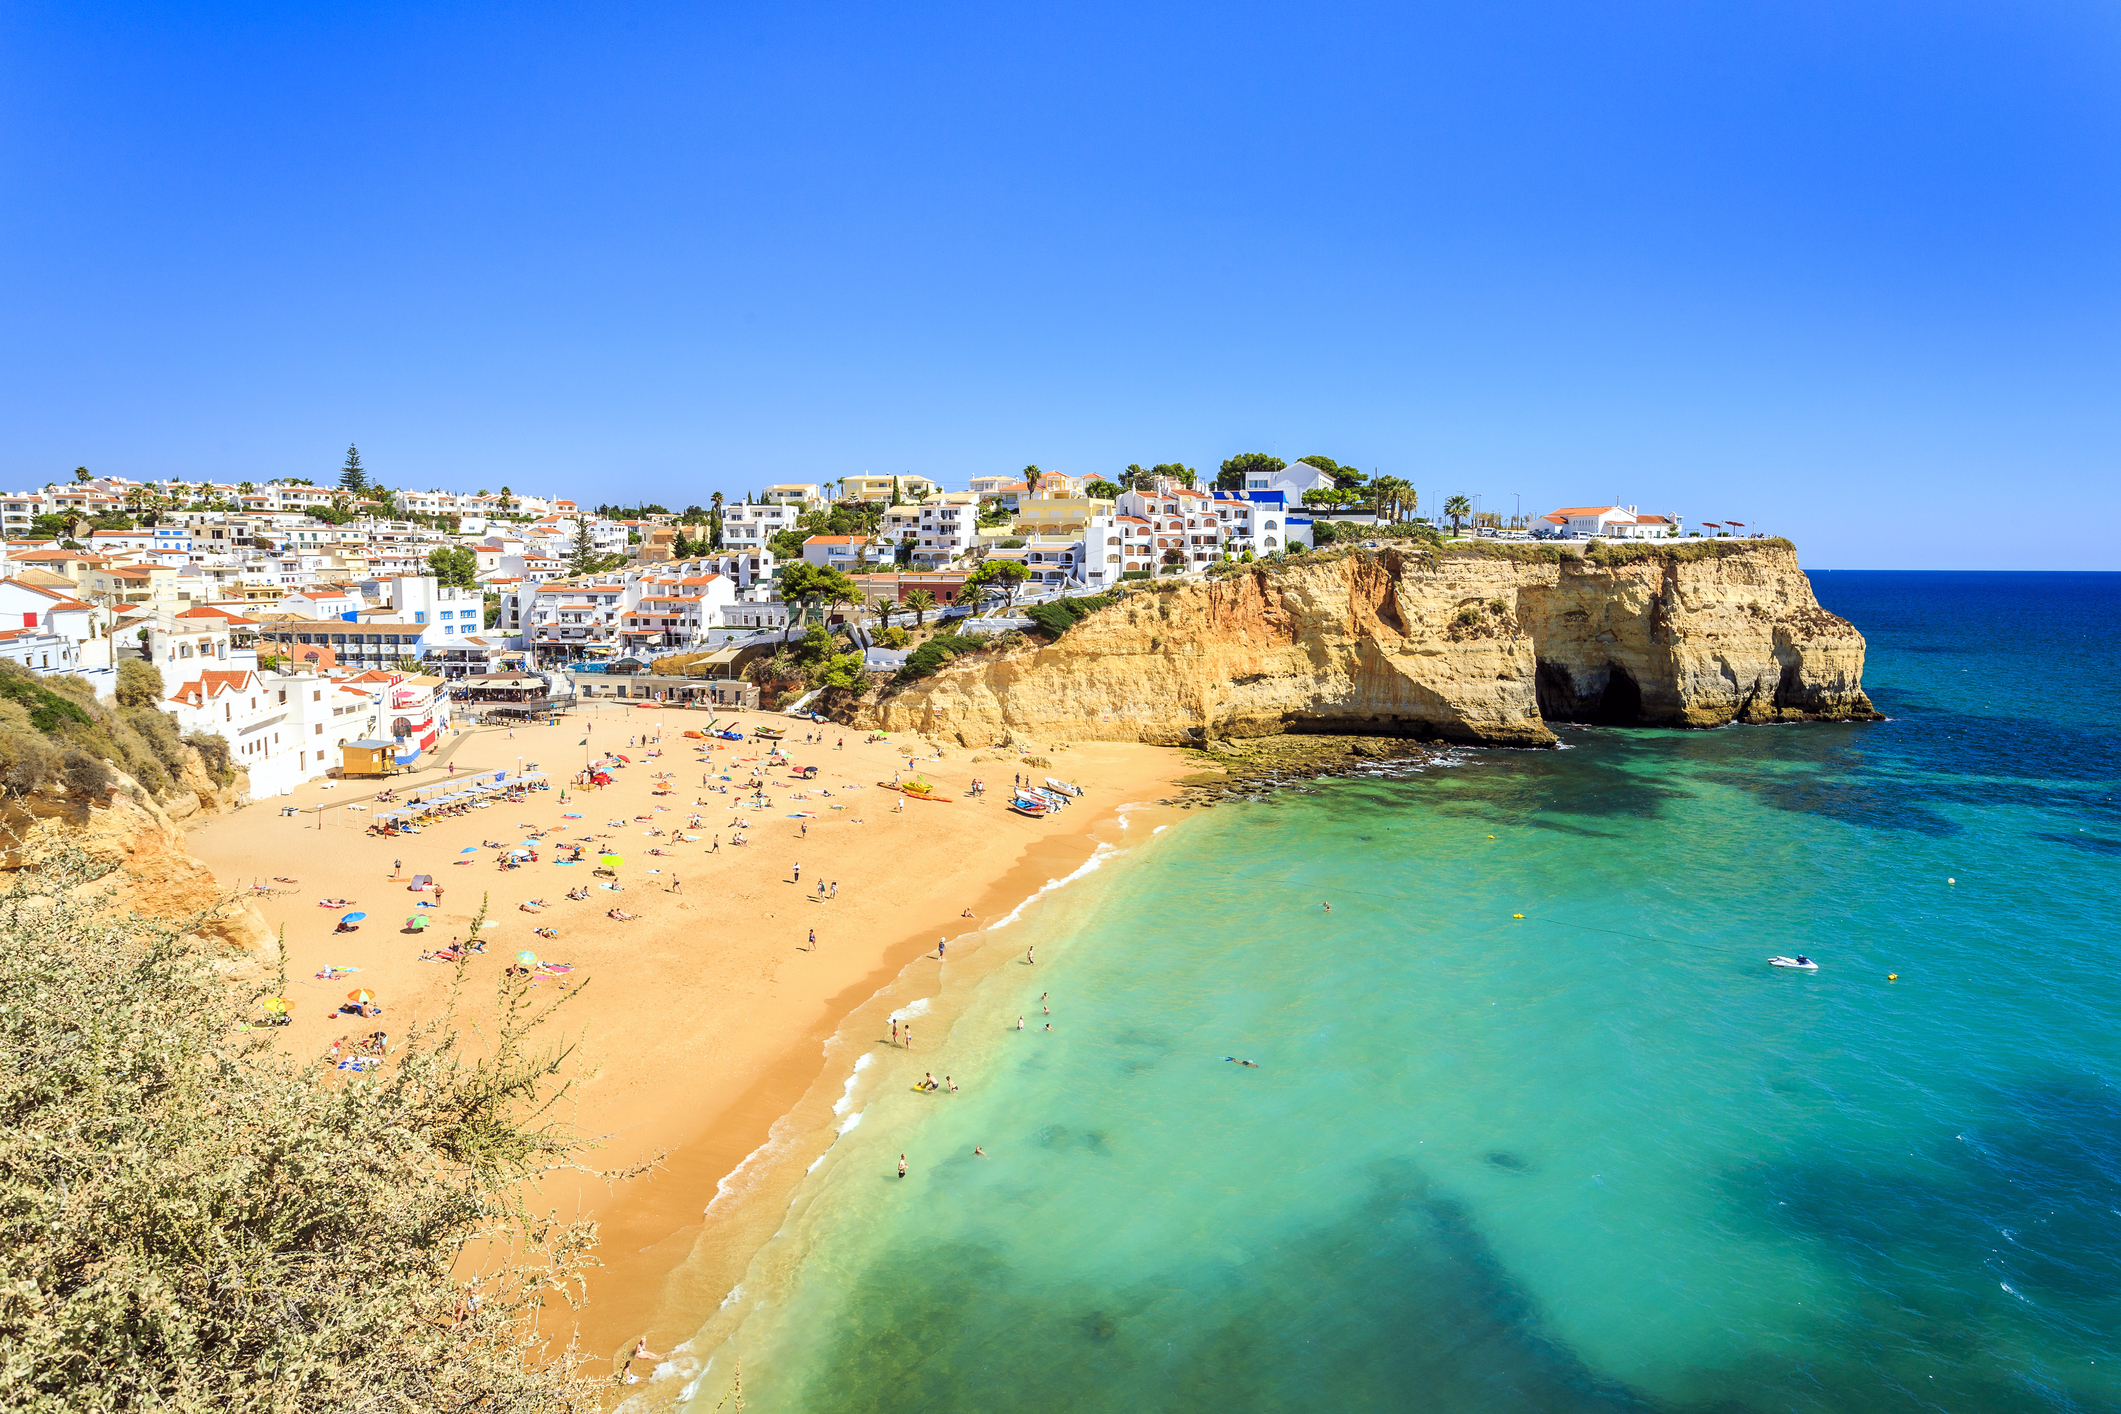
[0,853,637,1410]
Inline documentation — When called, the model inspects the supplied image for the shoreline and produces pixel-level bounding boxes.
[576,798,1177,1372]
[175,710,1192,1377]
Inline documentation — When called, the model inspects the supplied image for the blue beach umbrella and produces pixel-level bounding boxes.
[340,912,367,923]
[460,846,478,854]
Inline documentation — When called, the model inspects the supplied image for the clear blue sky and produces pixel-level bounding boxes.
[3,2,2116,568]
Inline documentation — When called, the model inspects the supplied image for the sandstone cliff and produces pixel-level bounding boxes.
[855,541,1877,749]
[0,755,273,959]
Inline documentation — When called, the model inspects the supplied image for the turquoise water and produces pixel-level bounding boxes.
[692,572,2120,1412]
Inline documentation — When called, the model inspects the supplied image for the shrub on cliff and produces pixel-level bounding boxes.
[0,661,213,803]
[0,850,622,1410]
[1023,593,1114,639]
[893,632,992,685]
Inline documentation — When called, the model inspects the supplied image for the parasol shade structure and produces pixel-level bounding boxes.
[346,989,375,1003]
[259,996,288,1013]
[461,846,478,854]
[517,950,538,965]
[599,854,624,867]
[340,912,367,923]
[405,915,430,929]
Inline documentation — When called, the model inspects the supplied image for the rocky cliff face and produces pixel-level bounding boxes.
[856,542,1878,749]
[0,755,273,958]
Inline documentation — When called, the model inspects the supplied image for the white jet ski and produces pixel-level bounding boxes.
[1768,955,1819,971]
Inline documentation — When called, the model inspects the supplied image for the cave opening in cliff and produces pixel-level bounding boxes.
[1591,664,1646,726]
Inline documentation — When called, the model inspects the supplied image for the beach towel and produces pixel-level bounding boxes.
[316,966,359,979]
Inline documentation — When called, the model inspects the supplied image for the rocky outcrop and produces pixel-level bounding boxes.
[854,541,1878,749]
[0,754,272,959]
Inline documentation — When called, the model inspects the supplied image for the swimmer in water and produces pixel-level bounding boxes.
[973,1146,986,1157]
[1223,1056,1260,1067]
[1322,901,1331,911]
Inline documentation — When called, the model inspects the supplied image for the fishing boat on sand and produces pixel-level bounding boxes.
[1009,793,1051,818]
[885,775,952,802]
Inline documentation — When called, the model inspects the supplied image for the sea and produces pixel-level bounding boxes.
[670,571,2120,1413]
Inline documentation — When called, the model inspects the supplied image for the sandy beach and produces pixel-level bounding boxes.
[181,703,1189,1370]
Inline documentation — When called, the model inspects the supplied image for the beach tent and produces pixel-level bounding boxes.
[409,874,433,889]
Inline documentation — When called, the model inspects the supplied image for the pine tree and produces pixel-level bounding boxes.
[338,445,367,494]
[566,517,598,575]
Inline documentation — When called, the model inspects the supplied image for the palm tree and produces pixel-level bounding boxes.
[904,589,937,628]
[1444,495,1472,535]
[875,597,897,632]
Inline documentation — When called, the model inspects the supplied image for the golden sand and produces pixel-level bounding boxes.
[182,705,1187,1369]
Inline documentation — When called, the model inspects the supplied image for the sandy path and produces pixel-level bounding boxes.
[182,703,1186,1367]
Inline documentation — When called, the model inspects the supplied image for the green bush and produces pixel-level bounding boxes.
[115,660,164,708]
[894,632,992,684]
[1024,593,1115,639]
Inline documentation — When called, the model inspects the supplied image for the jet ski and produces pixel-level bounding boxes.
[1768,955,1819,970]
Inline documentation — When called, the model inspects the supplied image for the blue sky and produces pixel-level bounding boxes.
[3,1,2117,568]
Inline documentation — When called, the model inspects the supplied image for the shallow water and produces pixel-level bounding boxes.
[681,571,2121,1413]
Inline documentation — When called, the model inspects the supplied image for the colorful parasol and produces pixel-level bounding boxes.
[346,989,375,1003]
[517,950,538,965]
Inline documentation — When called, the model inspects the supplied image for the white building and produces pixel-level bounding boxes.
[1537,505,1683,539]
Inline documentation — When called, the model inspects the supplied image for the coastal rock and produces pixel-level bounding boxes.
[855,542,1877,748]
[0,755,272,959]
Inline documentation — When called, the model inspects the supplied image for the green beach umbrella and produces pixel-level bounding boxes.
[517,950,538,965]
[599,853,624,867]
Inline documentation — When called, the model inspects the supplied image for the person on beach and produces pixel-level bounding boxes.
[947,1076,958,1092]
[937,937,945,961]
[921,1072,936,1090]
[898,1154,907,1178]
[792,861,800,883]
[808,929,816,950]
[1016,1015,1024,1030]
[829,881,837,899]
[891,1019,899,1045]
[1026,944,1035,965]
[904,1024,913,1050]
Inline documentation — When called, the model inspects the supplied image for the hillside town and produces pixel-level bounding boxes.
[0,452,1734,798]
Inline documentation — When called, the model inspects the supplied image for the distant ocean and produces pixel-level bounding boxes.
[682,571,2121,1413]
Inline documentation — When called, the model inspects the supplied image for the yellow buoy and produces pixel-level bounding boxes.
[1512,913,1524,919]
[1887,973,1898,981]
[1488,835,1496,839]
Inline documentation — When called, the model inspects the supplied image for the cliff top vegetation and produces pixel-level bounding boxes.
[0,854,625,1410]
[0,660,232,804]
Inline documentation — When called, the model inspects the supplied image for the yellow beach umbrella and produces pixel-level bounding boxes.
[599,853,624,867]
[259,996,288,1014]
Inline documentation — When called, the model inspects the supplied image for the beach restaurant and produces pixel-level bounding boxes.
[460,672,564,718]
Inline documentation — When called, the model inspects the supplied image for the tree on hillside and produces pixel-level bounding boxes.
[1298,456,1369,489]
[1444,494,1472,534]
[902,589,937,627]
[72,466,93,484]
[337,445,367,495]
[1217,453,1285,492]
[1149,462,1197,488]
[1085,478,1122,500]
[963,558,1030,612]
[426,545,478,589]
[497,485,514,510]
[709,491,725,550]
[115,659,164,708]
[778,562,856,629]
[564,518,599,576]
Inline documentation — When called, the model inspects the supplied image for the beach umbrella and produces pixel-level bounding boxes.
[260,996,288,1013]
[347,989,375,1003]
[340,912,367,923]
[405,915,429,928]
[599,853,624,867]
[517,950,538,965]
[461,846,478,854]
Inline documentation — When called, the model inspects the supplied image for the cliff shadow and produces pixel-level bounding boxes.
[1536,659,1651,727]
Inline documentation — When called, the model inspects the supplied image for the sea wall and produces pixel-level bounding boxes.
[853,542,1878,749]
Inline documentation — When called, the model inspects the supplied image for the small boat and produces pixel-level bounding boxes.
[754,727,785,741]
[892,776,952,803]
[1043,777,1083,796]
[1768,956,1819,970]
[1009,795,1050,818]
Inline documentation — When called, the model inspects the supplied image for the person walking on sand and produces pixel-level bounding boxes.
[670,874,681,894]
[808,928,816,950]
[937,937,946,961]
[898,1154,907,1178]
[891,1018,899,1045]
[392,858,401,878]
[903,1024,913,1050]
[1016,1015,1024,1031]
[829,880,837,899]
[792,861,800,883]
[1026,944,1035,965]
